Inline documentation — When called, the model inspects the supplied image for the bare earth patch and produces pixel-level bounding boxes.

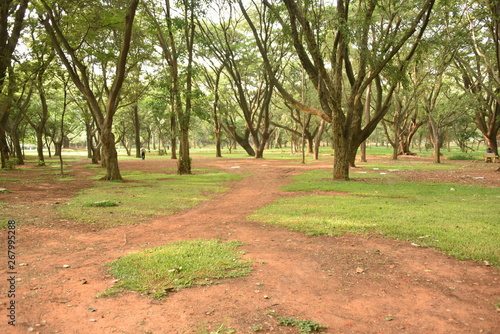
[0,154,499,334]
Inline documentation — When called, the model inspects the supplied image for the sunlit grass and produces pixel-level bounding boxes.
[251,170,500,266]
[101,239,251,299]
[58,169,243,228]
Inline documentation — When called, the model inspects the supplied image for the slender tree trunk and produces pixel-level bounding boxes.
[215,127,222,158]
[133,104,141,158]
[314,119,326,160]
[170,114,177,159]
[428,119,442,163]
[178,128,191,174]
[36,130,45,165]
[11,129,23,164]
[360,81,371,162]
[0,124,9,168]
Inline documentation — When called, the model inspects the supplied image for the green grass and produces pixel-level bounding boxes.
[84,200,119,207]
[58,169,243,228]
[251,170,500,266]
[278,317,327,333]
[102,239,251,299]
[356,161,458,171]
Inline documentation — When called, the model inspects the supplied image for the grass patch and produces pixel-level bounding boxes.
[84,200,119,207]
[58,169,243,228]
[0,177,21,182]
[447,154,478,161]
[101,239,251,299]
[251,170,500,266]
[54,176,77,181]
[356,161,458,172]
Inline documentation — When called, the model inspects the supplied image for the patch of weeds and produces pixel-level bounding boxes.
[194,320,236,334]
[278,316,327,333]
[251,323,263,332]
[84,200,119,207]
[100,239,251,299]
[447,154,477,161]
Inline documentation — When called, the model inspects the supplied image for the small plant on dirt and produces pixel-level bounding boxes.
[194,320,236,334]
[101,239,251,299]
[84,200,119,207]
[251,323,263,332]
[277,316,327,333]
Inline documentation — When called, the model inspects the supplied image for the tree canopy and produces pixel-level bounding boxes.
[0,0,498,179]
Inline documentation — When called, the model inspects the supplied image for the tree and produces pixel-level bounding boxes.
[0,0,29,168]
[39,0,140,180]
[6,65,32,165]
[453,0,500,155]
[198,1,278,158]
[201,63,224,157]
[382,73,425,159]
[241,0,435,179]
[20,24,56,166]
[143,0,197,174]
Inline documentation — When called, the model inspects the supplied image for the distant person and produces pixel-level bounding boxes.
[487,147,493,153]
[141,147,146,160]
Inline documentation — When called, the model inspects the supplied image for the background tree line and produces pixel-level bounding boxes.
[0,0,498,180]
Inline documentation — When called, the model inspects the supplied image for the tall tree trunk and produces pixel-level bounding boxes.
[11,127,23,164]
[35,130,45,165]
[100,125,122,180]
[170,115,177,159]
[360,80,372,162]
[314,119,326,160]
[428,119,442,163]
[133,104,141,158]
[0,124,9,168]
[332,116,351,180]
[178,127,191,174]
[215,126,222,158]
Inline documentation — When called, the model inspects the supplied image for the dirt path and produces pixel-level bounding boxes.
[0,156,499,334]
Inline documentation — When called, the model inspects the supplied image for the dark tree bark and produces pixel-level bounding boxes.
[133,104,141,158]
[241,0,435,179]
[0,0,28,168]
